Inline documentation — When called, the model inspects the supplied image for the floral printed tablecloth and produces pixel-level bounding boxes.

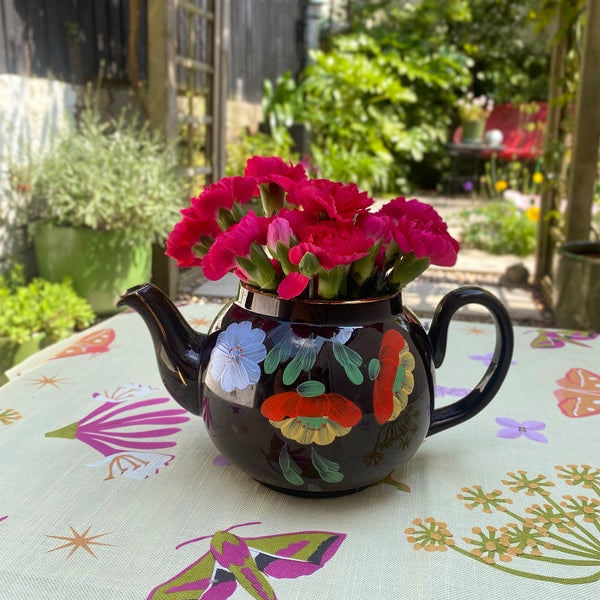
[0,301,598,599]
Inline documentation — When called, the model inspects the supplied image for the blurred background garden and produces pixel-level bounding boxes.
[1,0,599,379]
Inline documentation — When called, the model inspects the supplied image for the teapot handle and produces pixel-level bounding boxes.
[426,286,514,436]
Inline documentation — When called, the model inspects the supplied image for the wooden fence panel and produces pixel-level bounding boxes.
[1,0,305,103]
[228,0,305,102]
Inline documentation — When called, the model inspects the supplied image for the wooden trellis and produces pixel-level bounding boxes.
[147,0,228,297]
[535,0,599,320]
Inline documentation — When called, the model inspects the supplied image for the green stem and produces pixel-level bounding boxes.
[543,495,600,551]
[501,507,600,556]
[450,545,600,585]
[517,553,600,566]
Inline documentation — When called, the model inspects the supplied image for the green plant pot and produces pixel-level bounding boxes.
[33,222,152,316]
[554,241,600,332]
[461,119,486,145]
[0,334,49,385]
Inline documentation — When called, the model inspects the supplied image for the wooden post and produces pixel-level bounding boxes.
[147,0,179,298]
[147,0,178,140]
[534,10,567,298]
[563,0,600,241]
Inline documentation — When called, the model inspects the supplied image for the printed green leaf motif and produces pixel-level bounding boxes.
[311,448,344,483]
[283,338,317,385]
[279,445,303,486]
[332,342,364,385]
[368,358,380,380]
[296,380,326,397]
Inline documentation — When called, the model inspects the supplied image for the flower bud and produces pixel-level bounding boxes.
[299,252,320,277]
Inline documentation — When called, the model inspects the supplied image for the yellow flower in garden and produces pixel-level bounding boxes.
[495,180,508,192]
[532,172,544,184]
[526,207,540,222]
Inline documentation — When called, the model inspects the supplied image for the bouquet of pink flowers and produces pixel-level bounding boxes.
[166,157,459,301]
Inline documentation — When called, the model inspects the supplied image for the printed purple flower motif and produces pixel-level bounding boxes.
[213,454,231,466]
[436,386,471,397]
[470,352,516,367]
[210,321,267,392]
[495,418,548,443]
[45,397,190,456]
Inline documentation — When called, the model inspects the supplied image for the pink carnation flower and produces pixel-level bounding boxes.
[379,197,459,267]
[287,179,373,222]
[244,156,307,190]
[202,211,272,280]
[289,221,373,270]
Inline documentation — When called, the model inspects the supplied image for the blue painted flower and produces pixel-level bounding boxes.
[210,321,267,392]
[496,418,548,443]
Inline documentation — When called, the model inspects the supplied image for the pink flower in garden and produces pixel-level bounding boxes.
[45,397,189,456]
[289,221,373,270]
[244,156,307,190]
[379,197,459,266]
[287,179,373,222]
[202,211,272,280]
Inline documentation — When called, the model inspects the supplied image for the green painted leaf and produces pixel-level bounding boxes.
[368,358,380,380]
[279,445,303,486]
[332,342,364,385]
[283,341,316,385]
[296,380,326,397]
[393,365,406,392]
[264,335,293,375]
[311,448,344,483]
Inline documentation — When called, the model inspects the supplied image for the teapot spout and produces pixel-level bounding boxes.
[117,283,212,415]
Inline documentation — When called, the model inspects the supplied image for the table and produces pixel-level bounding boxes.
[447,142,504,194]
[1,301,599,599]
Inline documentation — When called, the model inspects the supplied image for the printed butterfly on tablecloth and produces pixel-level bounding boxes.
[554,367,600,418]
[527,329,598,349]
[51,329,115,359]
[147,522,346,599]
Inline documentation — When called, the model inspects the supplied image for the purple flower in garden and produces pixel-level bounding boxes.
[45,397,189,456]
[495,417,548,443]
[462,180,474,192]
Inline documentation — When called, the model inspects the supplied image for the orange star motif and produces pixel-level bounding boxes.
[463,326,486,335]
[190,316,212,329]
[25,374,69,389]
[46,525,114,558]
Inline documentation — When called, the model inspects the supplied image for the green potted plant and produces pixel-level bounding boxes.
[457,93,495,144]
[0,264,96,384]
[16,95,184,315]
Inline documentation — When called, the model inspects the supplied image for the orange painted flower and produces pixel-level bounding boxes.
[261,386,362,446]
[373,330,415,424]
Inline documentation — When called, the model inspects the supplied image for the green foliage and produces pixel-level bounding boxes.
[0,265,96,344]
[226,129,299,177]
[480,155,544,200]
[15,96,185,245]
[352,0,550,104]
[260,0,552,193]
[263,32,470,193]
[459,201,538,256]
